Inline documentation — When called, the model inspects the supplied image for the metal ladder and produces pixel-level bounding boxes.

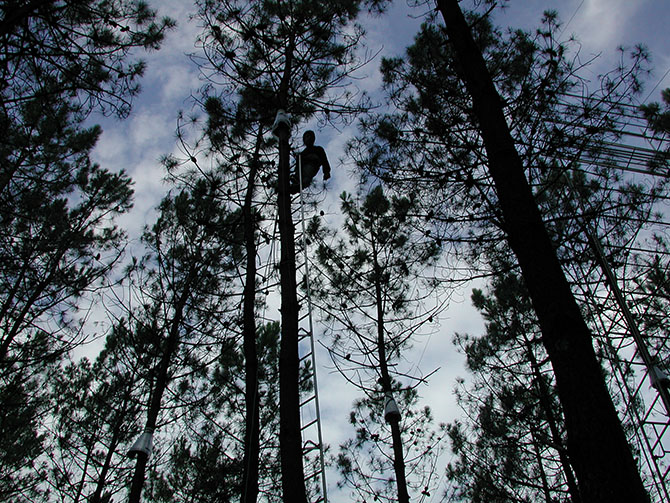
[294,154,328,503]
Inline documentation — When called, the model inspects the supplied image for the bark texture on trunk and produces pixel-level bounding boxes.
[436,1,648,501]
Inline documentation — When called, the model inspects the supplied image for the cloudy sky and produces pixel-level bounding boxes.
[87,1,670,500]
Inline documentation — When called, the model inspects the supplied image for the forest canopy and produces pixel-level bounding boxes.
[1,1,669,502]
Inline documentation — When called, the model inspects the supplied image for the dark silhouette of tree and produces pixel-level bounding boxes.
[44,323,142,503]
[152,433,241,503]
[640,87,670,176]
[122,180,241,503]
[346,3,658,500]
[0,334,56,501]
[309,185,446,502]
[447,266,580,503]
[0,0,174,361]
[1,0,174,119]
[164,81,280,503]
[192,1,389,500]
[1,3,173,497]
[433,1,647,500]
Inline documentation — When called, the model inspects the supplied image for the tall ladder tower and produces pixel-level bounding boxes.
[556,96,670,502]
[273,111,328,503]
[573,207,670,502]
[294,153,328,503]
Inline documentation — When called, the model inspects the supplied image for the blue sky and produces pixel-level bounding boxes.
[87,1,670,500]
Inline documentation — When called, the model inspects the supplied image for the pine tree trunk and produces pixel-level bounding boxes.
[372,236,410,503]
[128,452,148,503]
[530,429,553,503]
[435,1,648,501]
[524,335,581,503]
[275,31,308,503]
[240,133,262,503]
[90,412,123,503]
[128,278,192,503]
[276,122,308,503]
[388,419,410,503]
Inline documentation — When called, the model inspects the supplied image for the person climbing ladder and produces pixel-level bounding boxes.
[290,130,331,194]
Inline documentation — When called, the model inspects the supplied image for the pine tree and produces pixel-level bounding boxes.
[1,4,173,496]
[165,74,280,503]
[0,1,174,361]
[121,180,241,503]
[44,325,142,503]
[192,1,389,500]
[447,265,580,503]
[434,1,647,499]
[347,3,657,500]
[310,185,446,502]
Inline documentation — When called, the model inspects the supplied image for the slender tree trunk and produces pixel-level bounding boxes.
[435,1,648,501]
[91,385,131,503]
[388,419,410,503]
[240,131,263,503]
[372,235,410,503]
[530,429,552,503]
[73,441,94,503]
[90,418,122,503]
[128,277,193,503]
[524,336,582,503]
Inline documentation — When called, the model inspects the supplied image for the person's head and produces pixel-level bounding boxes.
[303,130,315,147]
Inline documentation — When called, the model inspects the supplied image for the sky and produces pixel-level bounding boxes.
[86,1,670,500]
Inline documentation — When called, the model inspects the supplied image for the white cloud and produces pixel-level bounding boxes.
[571,0,644,53]
[129,110,174,150]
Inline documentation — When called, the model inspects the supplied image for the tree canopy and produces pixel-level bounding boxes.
[2,1,669,502]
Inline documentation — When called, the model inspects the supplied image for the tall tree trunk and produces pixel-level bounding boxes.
[276,120,308,503]
[372,235,410,503]
[240,130,263,503]
[128,277,193,503]
[275,32,308,503]
[128,452,149,503]
[435,1,648,501]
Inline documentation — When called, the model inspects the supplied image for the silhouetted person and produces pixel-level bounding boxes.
[290,130,330,194]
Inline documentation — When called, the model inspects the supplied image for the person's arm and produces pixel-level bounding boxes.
[318,146,331,179]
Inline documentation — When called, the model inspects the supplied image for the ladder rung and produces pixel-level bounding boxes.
[300,394,316,407]
[303,439,320,451]
[304,468,323,481]
[301,418,318,431]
